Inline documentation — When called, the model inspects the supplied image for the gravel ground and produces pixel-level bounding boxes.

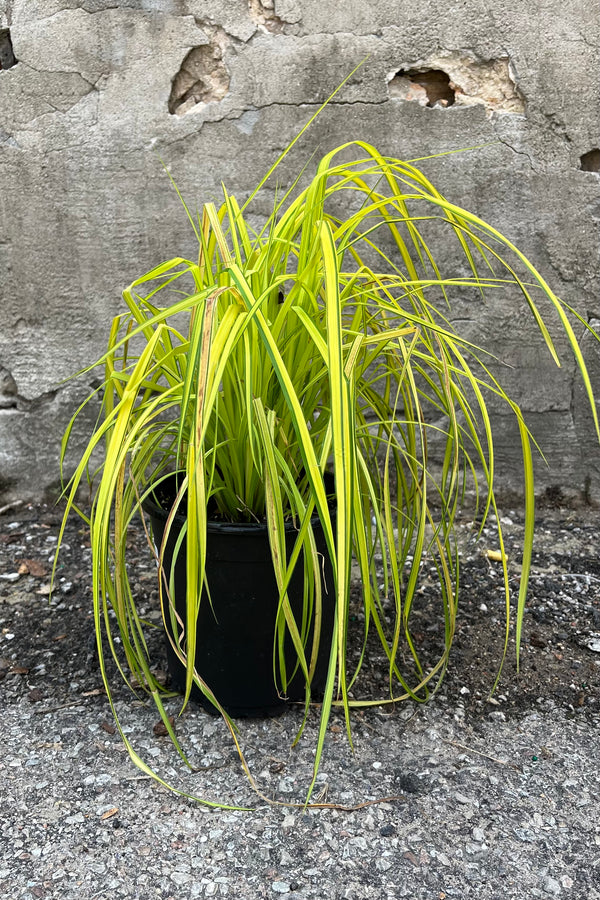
[1,498,600,899]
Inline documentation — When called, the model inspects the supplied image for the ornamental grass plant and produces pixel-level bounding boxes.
[57,101,599,806]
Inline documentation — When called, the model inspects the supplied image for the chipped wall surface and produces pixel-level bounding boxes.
[0,0,599,501]
[387,54,525,114]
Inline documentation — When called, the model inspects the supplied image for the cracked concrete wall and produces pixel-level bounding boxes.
[0,0,599,502]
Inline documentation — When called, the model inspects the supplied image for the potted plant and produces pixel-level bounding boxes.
[57,115,598,806]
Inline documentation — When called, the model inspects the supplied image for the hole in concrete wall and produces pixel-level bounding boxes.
[169,42,229,116]
[388,54,524,116]
[580,149,600,173]
[0,28,17,70]
[248,0,286,34]
[389,68,455,108]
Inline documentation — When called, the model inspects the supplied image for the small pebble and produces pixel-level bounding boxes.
[541,875,561,896]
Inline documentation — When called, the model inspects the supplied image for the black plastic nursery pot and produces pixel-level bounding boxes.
[142,475,336,717]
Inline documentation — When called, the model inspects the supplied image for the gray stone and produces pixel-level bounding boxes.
[541,875,562,896]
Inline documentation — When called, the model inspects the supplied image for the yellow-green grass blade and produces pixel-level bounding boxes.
[225,263,336,555]
[515,410,535,670]
[319,219,354,743]
[486,496,512,695]
[253,402,311,695]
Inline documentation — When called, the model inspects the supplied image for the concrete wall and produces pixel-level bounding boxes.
[1,0,599,502]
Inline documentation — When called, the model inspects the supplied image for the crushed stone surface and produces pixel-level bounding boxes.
[1,499,600,899]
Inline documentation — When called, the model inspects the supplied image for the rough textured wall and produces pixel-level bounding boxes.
[0,0,599,502]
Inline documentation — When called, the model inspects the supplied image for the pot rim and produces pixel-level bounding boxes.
[141,472,335,535]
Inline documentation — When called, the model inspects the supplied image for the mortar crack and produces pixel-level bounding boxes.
[156,97,390,151]
[561,34,600,51]
[19,59,96,82]
[491,130,539,174]
[251,98,389,110]
[26,6,124,24]
[14,61,100,98]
